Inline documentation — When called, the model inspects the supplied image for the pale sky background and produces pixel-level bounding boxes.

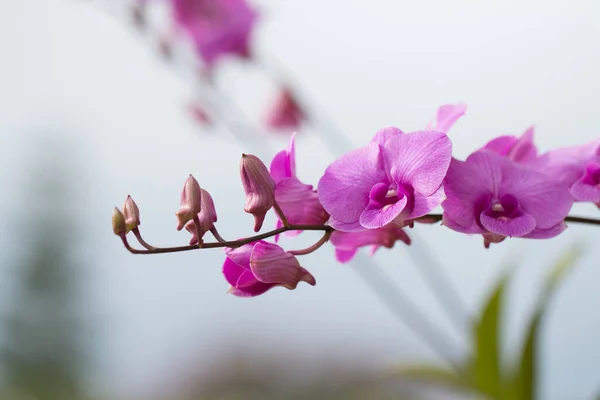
[0,0,599,399]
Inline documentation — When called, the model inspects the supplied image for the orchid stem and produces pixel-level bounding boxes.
[121,224,333,255]
[272,201,290,228]
[289,231,332,256]
[210,226,227,243]
[132,228,156,250]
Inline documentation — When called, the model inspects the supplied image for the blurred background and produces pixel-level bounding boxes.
[0,0,599,399]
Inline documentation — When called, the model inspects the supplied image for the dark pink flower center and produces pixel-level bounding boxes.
[581,162,600,186]
[369,182,412,210]
[486,194,521,218]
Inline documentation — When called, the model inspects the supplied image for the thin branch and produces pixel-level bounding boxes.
[288,231,332,256]
[122,224,333,254]
[272,200,290,228]
[416,214,600,226]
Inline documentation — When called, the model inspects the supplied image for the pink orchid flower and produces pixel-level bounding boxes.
[442,150,573,248]
[223,241,316,297]
[269,134,329,239]
[171,0,257,66]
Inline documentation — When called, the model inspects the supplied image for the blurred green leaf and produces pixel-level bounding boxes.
[394,364,467,391]
[511,246,582,400]
[472,273,509,398]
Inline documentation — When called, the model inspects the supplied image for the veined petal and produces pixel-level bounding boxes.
[429,103,467,133]
[482,135,517,157]
[250,242,315,289]
[570,179,600,201]
[327,216,366,232]
[408,185,446,219]
[523,221,567,239]
[371,126,403,146]
[479,209,536,237]
[500,157,573,229]
[269,133,297,182]
[335,248,358,263]
[442,213,485,234]
[275,178,329,226]
[318,143,387,227]
[570,162,600,201]
[385,131,452,196]
[359,196,408,229]
[224,244,253,271]
[507,126,537,163]
[442,153,501,228]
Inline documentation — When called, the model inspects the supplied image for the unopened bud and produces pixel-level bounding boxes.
[176,175,202,230]
[112,207,127,236]
[184,189,218,245]
[123,195,141,233]
[240,154,276,232]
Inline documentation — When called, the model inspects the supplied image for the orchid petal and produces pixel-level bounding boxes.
[318,143,387,227]
[385,131,452,196]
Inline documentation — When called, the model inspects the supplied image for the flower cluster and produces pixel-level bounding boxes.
[113,104,599,297]
[132,0,308,133]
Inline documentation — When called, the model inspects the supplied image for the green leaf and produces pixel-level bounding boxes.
[472,273,509,398]
[393,364,468,391]
[511,247,582,400]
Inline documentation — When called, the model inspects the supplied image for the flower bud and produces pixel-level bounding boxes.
[176,175,202,231]
[112,207,127,236]
[240,154,276,232]
[123,195,141,233]
[223,241,316,297]
[184,188,218,244]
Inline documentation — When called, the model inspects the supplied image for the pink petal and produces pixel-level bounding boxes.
[275,178,329,227]
[371,126,403,146]
[570,179,600,202]
[327,216,365,232]
[385,131,452,196]
[442,213,484,234]
[442,153,501,228]
[224,244,253,271]
[408,185,446,219]
[500,158,573,229]
[359,196,408,229]
[269,133,297,182]
[570,162,600,201]
[479,210,536,237]
[523,221,567,239]
[483,135,518,157]
[223,257,247,287]
[430,103,467,133]
[250,242,315,289]
[318,143,387,228]
[335,248,358,263]
[508,126,537,163]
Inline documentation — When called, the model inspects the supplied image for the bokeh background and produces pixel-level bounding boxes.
[0,0,599,399]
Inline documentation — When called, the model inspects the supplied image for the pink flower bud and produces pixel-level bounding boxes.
[240,154,276,232]
[176,175,202,231]
[265,88,305,131]
[184,189,218,245]
[223,241,316,297]
[112,207,127,236]
[123,195,141,233]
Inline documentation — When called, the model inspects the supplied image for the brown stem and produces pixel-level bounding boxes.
[132,228,156,250]
[272,200,290,228]
[415,213,600,226]
[288,231,332,256]
[121,214,600,255]
[210,226,226,243]
[123,224,333,255]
